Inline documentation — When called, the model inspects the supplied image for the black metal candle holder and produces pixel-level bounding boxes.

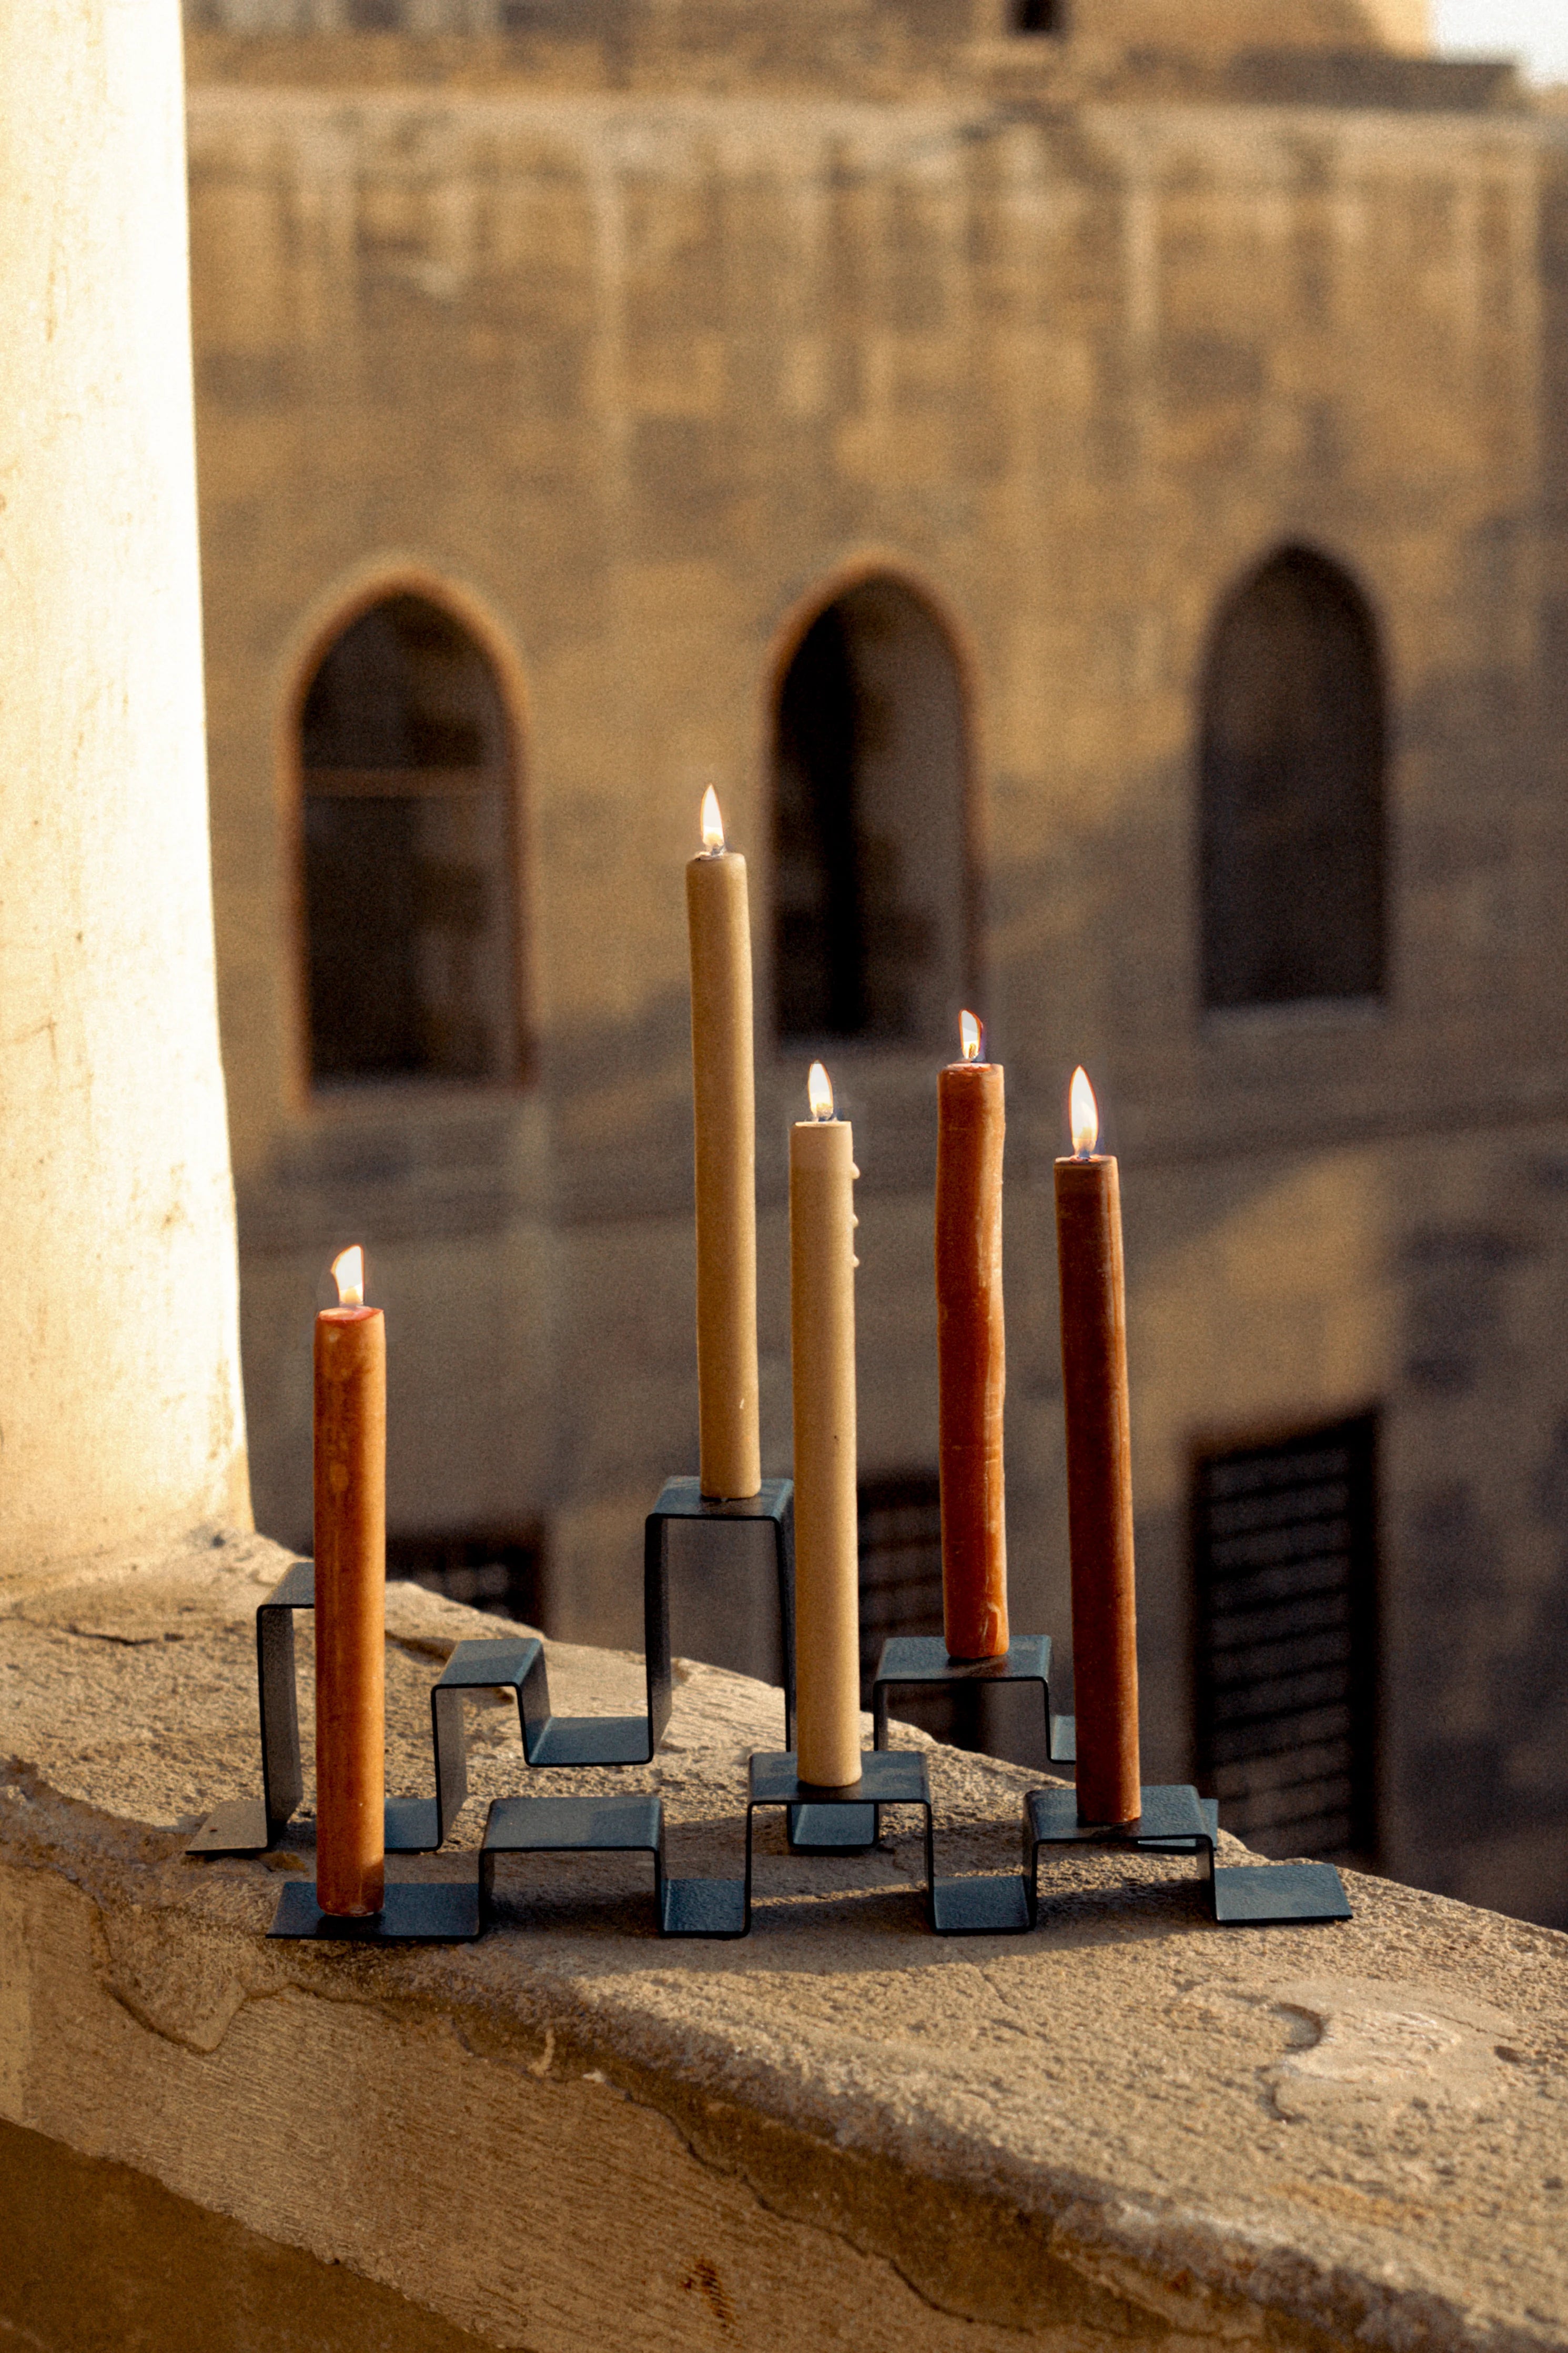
[191,1472,1349,1945]
[190,1479,794,1856]
[631,1480,865,1853]
[862,1631,1060,1927]
[478,1791,720,1938]
[194,1479,811,1939]
[867,1635,1347,1926]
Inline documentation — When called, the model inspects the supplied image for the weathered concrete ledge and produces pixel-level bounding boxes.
[3,1531,1566,2352]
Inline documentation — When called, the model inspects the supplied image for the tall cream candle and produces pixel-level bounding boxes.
[790,1061,862,1786]
[686,788,761,1500]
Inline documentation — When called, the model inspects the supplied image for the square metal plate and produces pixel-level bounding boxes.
[268,1878,480,1942]
[750,1750,930,1807]
[1212,1862,1352,1925]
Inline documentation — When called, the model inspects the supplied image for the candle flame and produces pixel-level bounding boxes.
[331,1245,365,1308]
[807,1060,835,1121]
[1069,1068,1099,1158]
[959,1009,982,1062]
[700,786,725,853]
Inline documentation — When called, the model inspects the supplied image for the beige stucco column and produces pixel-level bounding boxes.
[0,1,250,1574]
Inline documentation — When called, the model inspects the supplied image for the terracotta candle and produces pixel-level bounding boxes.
[686,787,762,1500]
[313,1244,386,1916]
[936,1010,1008,1660]
[790,1061,861,1786]
[1054,1069,1141,1827]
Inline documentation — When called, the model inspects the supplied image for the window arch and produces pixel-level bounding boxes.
[772,574,969,1047]
[1199,547,1385,1013]
[297,589,522,1087]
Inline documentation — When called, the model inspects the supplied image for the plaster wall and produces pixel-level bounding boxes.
[0,0,250,1577]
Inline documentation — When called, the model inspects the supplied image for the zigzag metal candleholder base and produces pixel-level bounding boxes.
[193,1477,811,1940]
[191,1469,1351,1945]
[477,1751,1033,1939]
[190,1476,796,1858]
[866,1635,1349,1927]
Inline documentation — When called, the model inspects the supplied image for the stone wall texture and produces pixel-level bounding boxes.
[180,1,1568,1922]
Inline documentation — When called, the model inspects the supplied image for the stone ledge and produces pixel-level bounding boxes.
[3,1531,1566,2351]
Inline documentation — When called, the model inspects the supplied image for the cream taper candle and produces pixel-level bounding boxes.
[790,1061,861,1786]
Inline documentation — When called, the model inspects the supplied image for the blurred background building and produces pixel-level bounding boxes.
[181,0,1568,1924]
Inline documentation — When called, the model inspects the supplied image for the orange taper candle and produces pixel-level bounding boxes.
[313,1244,386,1917]
[1054,1069,1140,1827]
[686,787,762,1500]
[936,1011,1008,1660]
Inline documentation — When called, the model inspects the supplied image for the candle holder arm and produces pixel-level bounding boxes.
[478,1791,750,1939]
[645,1474,795,1732]
[1024,1785,1352,1925]
[871,1633,1055,1754]
[639,1479,863,1857]
[186,1560,458,1858]
[431,1475,788,1773]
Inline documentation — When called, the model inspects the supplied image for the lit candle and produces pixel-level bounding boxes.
[936,1010,1008,1660]
[790,1061,861,1786]
[1054,1070,1141,1826]
[686,787,761,1500]
[313,1244,386,1916]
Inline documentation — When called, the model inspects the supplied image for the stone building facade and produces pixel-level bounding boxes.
[181,0,1568,1922]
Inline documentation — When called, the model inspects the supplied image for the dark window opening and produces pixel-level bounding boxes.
[858,1475,984,1751]
[300,592,519,1087]
[1012,0,1060,29]
[386,1529,544,1627]
[1193,1414,1379,1865]
[1200,547,1385,1012]
[773,578,968,1048]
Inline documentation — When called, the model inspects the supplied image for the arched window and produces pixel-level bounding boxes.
[773,576,969,1047]
[1199,547,1385,1012]
[298,591,522,1087]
